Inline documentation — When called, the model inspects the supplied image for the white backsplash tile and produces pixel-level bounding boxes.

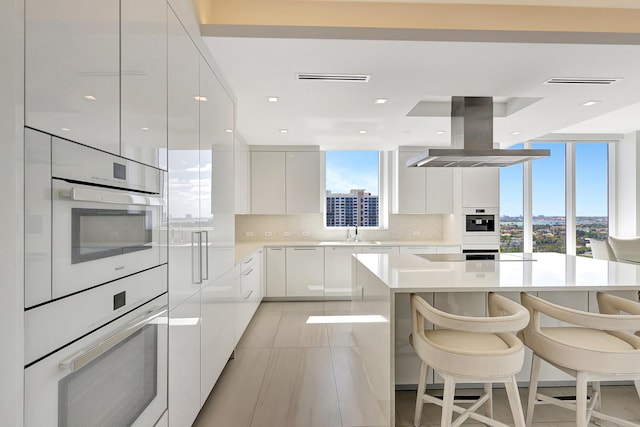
[235,214,446,242]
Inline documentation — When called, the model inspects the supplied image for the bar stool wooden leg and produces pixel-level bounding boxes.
[576,373,588,427]
[592,381,602,426]
[525,354,541,427]
[413,361,428,427]
[505,375,526,427]
[441,375,455,427]
[484,382,493,419]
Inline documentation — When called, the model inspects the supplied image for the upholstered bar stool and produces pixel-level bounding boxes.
[519,292,640,427]
[410,292,530,427]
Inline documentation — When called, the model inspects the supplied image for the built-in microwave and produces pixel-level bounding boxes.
[25,132,167,306]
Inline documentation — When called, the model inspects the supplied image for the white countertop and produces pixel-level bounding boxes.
[355,252,640,292]
[235,240,460,263]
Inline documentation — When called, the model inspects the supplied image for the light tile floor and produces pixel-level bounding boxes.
[194,301,640,427]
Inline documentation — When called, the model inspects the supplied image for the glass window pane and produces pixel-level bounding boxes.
[532,143,565,253]
[576,143,608,257]
[325,151,379,227]
[500,144,523,252]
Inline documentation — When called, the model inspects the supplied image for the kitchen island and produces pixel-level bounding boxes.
[349,252,640,427]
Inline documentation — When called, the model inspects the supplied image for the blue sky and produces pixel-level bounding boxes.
[326,151,379,195]
[500,142,608,217]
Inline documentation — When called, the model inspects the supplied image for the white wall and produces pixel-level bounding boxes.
[614,131,640,236]
[0,0,24,424]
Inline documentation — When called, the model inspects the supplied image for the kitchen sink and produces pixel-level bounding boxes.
[318,241,382,246]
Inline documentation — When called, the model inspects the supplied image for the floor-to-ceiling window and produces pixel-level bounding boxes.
[576,143,609,257]
[500,144,524,252]
[500,140,611,255]
[532,143,566,253]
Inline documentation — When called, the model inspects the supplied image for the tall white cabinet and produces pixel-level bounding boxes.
[392,149,453,214]
[462,168,500,207]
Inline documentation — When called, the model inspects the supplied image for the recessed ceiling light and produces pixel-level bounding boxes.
[359,130,368,134]
[194,96,208,102]
[436,130,446,135]
[60,127,70,132]
[267,96,279,103]
[141,127,150,131]
[279,129,288,133]
[84,95,96,100]
[374,98,388,104]
[582,100,601,107]
[225,129,233,133]
[511,131,522,135]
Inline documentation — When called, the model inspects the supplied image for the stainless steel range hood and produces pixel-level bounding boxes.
[407,97,550,168]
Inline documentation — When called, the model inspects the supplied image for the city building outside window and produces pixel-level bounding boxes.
[500,144,524,252]
[576,143,609,257]
[325,151,379,227]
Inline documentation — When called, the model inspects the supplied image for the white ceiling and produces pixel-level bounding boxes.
[203,37,640,150]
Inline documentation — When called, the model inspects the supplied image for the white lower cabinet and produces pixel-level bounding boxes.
[360,246,400,254]
[399,246,437,255]
[169,292,201,427]
[237,251,263,342]
[200,268,236,405]
[286,247,325,297]
[324,246,360,297]
[266,247,286,297]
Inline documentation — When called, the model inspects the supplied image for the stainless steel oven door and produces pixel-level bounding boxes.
[52,179,166,299]
[25,296,168,427]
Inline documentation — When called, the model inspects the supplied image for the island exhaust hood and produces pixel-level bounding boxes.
[407,97,550,168]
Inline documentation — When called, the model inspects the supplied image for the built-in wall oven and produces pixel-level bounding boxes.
[25,133,167,306]
[24,129,168,426]
[25,291,168,427]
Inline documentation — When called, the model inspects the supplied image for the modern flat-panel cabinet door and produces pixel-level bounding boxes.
[394,151,426,214]
[425,168,453,214]
[200,58,235,281]
[167,10,200,310]
[235,137,250,214]
[169,292,201,427]
[324,246,360,297]
[200,268,236,405]
[251,151,286,214]
[286,247,324,297]
[462,168,500,207]
[121,0,168,169]
[266,247,286,297]
[286,151,321,214]
[25,0,120,153]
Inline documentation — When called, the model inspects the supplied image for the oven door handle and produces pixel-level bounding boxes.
[59,305,167,372]
[60,187,164,206]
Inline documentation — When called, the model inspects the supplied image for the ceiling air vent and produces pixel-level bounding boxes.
[296,73,370,82]
[543,77,622,85]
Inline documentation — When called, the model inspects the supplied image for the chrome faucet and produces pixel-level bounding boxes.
[346,226,353,242]
[354,225,361,242]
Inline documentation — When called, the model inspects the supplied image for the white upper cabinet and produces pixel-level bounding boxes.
[199,57,235,280]
[462,168,500,207]
[121,0,168,169]
[251,151,286,214]
[425,168,453,214]
[393,150,453,214]
[250,148,321,214]
[235,135,250,214]
[285,151,321,214]
[25,0,120,153]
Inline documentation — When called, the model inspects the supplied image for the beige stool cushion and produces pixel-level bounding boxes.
[542,327,636,352]
[426,330,510,352]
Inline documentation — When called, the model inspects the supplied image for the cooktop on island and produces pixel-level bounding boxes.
[418,253,537,262]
